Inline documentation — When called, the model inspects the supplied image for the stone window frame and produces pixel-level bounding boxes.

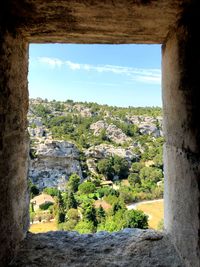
[0,1,199,266]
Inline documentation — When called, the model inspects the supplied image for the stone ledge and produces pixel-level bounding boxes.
[10,229,184,267]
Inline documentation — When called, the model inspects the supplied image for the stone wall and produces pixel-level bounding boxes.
[0,0,200,266]
[0,30,29,265]
[162,15,200,267]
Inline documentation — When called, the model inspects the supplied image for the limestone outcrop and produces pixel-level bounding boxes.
[127,116,163,137]
[29,140,82,190]
[85,144,137,162]
[85,144,138,175]
[28,101,163,190]
[90,120,132,144]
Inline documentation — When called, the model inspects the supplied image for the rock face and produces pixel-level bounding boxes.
[29,140,82,190]
[90,120,132,144]
[127,116,163,137]
[85,144,138,175]
[85,144,136,162]
[10,229,184,267]
[74,104,93,117]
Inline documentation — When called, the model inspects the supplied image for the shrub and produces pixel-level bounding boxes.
[58,220,78,231]
[43,187,59,197]
[78,182,96,194]
[39,202,53,210]
[124,209,148,229]
[29,180,39,198]
[128,173,141,186]
[67,173,80,193]
[67,208,79,221]
[74,220,96,234]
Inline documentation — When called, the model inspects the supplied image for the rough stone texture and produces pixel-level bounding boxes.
[0,0,200,266]
[127,116,163,137]
[162,10,200,267]
[0,31,29,265]
[1,0,191,44]
[90,120,132,144]
[85,144,137,162]
[10,229,184,267]
[29,140,82,190]
[164,145,199,267]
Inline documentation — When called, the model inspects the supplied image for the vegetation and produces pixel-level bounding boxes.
[29,99,164,233]
[97,156,129,180]
[30,99,162,150]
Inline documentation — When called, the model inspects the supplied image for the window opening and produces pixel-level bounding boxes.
[28,44,163,234]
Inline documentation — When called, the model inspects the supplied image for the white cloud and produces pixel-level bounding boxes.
[36,57,161,84]
[66,61,81,70]
[38,57,63,68]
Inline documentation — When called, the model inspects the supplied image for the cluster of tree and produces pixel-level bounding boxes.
[55,174,148,233]
[30,173,149,233]
[97,155,129,180]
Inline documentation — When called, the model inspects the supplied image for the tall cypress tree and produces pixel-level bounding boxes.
[57,191,65,224]
[66,191,77,210]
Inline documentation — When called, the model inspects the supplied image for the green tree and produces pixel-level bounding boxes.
[78,182,96,194]
[66,191,77,210]
[128,173,141,186]
[74,220,96,234]
[39,202,53,210]
[97,158,114,180]
[119,186,136,204]
[33,103,51,118]
[131,162,144,173]
[97,156,129,180]
[140,167,163,183]
[112,155,129,179]
[29,180,39,199]
[43,187,59,197]
[96,205,106,223]
[67,173,80,193]
[82,202,97,227]
[124,209,148,229]
[111,199,126,215]
[57,191,65,224]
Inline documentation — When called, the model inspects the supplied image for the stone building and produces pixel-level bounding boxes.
[0,1,199,266]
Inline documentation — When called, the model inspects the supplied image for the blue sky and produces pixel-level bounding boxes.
[29,44,161,107]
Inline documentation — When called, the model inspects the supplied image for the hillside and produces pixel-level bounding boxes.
[28,98,163,191]
[28,98,164,232]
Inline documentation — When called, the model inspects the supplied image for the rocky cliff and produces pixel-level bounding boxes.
[28,99,163,190]
[29,140,82,190]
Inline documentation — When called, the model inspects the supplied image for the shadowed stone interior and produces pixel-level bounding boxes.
[0,0,199,266]
[1,0,193,44]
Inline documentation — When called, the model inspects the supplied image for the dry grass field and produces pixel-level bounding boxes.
[30,200,164,233]
[30,221,57,233]
[136,199,164,230]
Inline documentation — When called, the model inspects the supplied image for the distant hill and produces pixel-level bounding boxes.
[28,98,163,190]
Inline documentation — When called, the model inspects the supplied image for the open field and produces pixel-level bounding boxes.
[136,199,164,229]
[30,200,164,233]
[30,221,57,233]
